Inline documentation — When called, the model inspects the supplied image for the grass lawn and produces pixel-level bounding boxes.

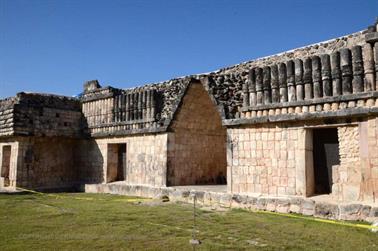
[0,193,377,250]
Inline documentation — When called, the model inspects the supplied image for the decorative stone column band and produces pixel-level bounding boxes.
[245,42,376,111]
[113,89,157,123]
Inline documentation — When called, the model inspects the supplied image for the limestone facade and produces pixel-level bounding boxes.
[16,137,78,189]
[77,134,168,187]
[227,118,378,203]
[0,19,378,211]
[227,124,302,196]
[77,82,227,188]
[0,137,79,190]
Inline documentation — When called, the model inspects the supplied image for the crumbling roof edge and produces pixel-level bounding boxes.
[109,28,367,91]
[216,29,367,74]
[222,106,378,127]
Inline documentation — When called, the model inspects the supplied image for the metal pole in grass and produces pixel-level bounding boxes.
[190,193,200,249]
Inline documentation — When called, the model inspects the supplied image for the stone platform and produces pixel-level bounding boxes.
[0,187,24,194]
[85,182,378,223]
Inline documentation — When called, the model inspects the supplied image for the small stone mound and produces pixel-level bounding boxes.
[160,195,170,202]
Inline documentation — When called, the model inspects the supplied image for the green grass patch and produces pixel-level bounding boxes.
[0,193,377,250]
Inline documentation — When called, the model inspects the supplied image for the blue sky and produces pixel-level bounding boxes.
[0,0,377,98]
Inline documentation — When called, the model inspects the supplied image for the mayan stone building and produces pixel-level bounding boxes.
[1,19,378,220]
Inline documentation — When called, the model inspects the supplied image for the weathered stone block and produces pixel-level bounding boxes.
[314,202,339,219]
[301,200,315,216]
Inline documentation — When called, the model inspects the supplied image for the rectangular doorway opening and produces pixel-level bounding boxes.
[117,144,126,181]
[1,146,11,187]
[107,143,127,183]
[312,128,340,195]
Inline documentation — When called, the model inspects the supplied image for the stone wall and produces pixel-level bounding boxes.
[15,136,78,189]
[14,106,83,137]
[227,118,378,202]
[359,116,378,202]
[167,82,227,186]
[332,126,361,201]
[312,124,378,202]
[77,134,168,187]
[13,93,83,137]
[227,124,301,196]
[0,92,83,138]
[0,97,17,137]
[75,139,105,184]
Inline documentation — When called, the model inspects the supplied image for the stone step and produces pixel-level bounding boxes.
[85,183,378,223]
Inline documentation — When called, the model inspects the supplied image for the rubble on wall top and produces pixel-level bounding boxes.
[0,92,81,112]
[0,96,18,111]
[218,29,367,75]
[83,80,101,92]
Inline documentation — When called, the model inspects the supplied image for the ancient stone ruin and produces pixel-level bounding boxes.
[1,19,378,221]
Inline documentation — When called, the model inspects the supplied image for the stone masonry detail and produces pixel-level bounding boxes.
[167,82,227,186]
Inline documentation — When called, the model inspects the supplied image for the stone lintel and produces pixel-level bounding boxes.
[90,126,168,138]
[88,118,157,129]
[224,106,378,126]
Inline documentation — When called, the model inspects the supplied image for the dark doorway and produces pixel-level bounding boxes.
[1,146,11,187]
[107,143,127,183]
[312,128,340,194]
[117,144,126,181]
